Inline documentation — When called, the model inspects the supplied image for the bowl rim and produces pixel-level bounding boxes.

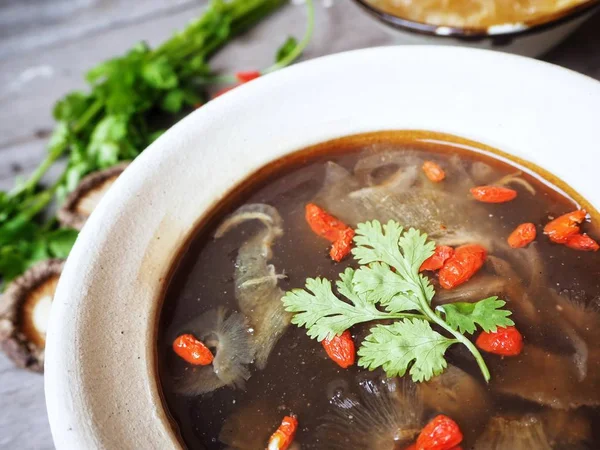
[45,46,600,450]
[351,0,600,39]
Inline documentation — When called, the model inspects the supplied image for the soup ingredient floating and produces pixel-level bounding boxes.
[267,415,298,450]
[422,161,446,183]
[305,203,355,261]
[470,186,517,203]
[172,333,214,366]
[544,209,599,251]
[507,222,536,248]
[321,330,355,368]
[283,220,515,382]
[476,326,524,356]
[414,414,463,450]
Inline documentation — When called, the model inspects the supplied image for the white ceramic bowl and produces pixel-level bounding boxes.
[45,46,600,449]
[352,0,600,57]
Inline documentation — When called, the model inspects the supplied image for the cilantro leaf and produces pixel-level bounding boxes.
[46,228,79,258]
[353,221,435,282]
[438,297,515,334]
[282,268,385,341]
[141,56,178,89]
[276,37,298,63]
[358,319,454,382]
[284,219,516,383]
[352,221,435,308]
[352,262,421,313]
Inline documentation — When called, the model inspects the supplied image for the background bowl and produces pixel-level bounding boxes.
[45,46,600,449]
[351,0,600,56]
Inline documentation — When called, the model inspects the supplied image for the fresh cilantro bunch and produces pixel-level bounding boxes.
[282,220,514,382]
[0,0,313,284]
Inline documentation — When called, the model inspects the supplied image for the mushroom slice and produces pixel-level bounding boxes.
[315,376,423,449]
[174,307,253,396]
[58,162,129,230]
[418,365,490,442]
[0,259,64,372]
[473,415,551,450]
[541,409,592,449]
[490,345,600,409]
[215,204,291,369]
[219,399,281,449]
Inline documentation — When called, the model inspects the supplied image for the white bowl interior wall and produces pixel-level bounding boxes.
[45,46,600,449]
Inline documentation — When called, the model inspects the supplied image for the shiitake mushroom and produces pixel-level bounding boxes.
[0,259,64,372]
[58,162,129,230]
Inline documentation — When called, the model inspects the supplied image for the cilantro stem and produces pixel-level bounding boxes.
[73,99,103,133]
[195,0,314,85]
[417,285,491,382]
[378,312,433,322]
[262,0,314,74]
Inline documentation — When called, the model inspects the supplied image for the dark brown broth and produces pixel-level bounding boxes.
[157,132,600,449]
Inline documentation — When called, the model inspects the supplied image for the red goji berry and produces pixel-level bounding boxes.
[322,330,355,368]
[565,233,599,252]
[173,334,214,365]
[420,246,454,272]
[267,415,298,450]
[305,203,354,261]
[507,222,536,248]
[422,161,446,183]
[416,415,463,450]
[236,70,261,83]
[476,326,523,356]
[330,227,355,262]
[438,244,486,290]
[470,186,517,203]
[543,209,587,244]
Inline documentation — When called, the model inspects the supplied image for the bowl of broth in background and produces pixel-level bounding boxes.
[45,46,600,449]
[352,0,600,56]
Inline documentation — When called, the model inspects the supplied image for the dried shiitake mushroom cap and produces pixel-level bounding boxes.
[58,162,130,230]
[0,259,64,372]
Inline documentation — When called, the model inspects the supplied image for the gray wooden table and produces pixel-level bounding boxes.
[1,1,599,448]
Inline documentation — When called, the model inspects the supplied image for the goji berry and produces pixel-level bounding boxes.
[267,415,298,450]
[507,222,536,248]
[438,244,487,290]
[470,186,517,203]
[543,209,587,244]
[173,334,214,365]
[330,228,355,262]
[322,330,355,368]
[476,326,523,356]
[305,203,354,261]
[420,246,454,272]
[565,233,599,251]
[416,415,463,450]
[236,70,261,83]
[422,161,446,182]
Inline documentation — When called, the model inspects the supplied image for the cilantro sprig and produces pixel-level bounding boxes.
[282,220,514,382]
[0,0,314,285]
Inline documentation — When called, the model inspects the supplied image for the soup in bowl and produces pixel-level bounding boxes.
[45,47,600,449]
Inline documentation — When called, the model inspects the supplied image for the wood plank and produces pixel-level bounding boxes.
[0,0,197,59]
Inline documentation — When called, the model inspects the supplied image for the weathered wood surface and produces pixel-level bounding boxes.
[0,1,599,448]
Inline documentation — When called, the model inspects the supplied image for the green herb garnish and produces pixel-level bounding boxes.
[282,220,514,382]
[0,0,314,285]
